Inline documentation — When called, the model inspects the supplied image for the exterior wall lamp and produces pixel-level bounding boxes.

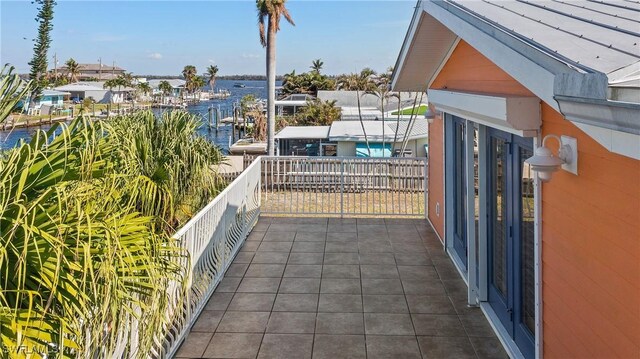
[525,134,578,182]
[425,103,440,124]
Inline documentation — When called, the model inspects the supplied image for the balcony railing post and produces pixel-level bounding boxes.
[423,158,428,219]
[340,160,345,218]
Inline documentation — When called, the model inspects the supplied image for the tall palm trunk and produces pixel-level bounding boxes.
[356,89,371,157]
[266,19,277,155]
[381,99,385,157]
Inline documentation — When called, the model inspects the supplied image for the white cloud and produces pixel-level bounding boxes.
[208,59,216,64]
[148,53,163,60]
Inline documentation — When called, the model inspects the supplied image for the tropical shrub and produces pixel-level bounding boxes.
[294,99,341,126]
[0,110,225,357]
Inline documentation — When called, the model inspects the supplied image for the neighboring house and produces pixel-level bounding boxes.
[148,79,185,100]
[54,82,133,104]
[329,120,428,157]
[275,94,314,116]
[275,125,331,156]
[19,89,70,114]
[275,119,428,157]
[57,63,125,81]
[317,90,427,120]
[34,90,69,109]
[392,1,640,359]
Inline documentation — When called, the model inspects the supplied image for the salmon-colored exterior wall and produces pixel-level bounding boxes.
[427,118,445,241]
[428,40,640,357]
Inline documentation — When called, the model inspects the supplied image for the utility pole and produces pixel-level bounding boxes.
[112,61,115,77]
[53,53,57,80]
[98,57,102,80]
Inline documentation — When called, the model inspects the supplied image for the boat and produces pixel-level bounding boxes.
[233,83,246,88]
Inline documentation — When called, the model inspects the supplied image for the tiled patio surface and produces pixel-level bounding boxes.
[176,217,507,359]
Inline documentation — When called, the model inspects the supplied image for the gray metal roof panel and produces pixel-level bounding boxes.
[455,0,640,79]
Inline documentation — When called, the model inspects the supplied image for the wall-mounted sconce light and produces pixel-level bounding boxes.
[525,134,578,182]
[425,103,439,124]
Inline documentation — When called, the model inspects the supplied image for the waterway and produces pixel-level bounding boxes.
[0,79,277,153]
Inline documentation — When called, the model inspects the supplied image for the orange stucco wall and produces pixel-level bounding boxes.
[428,40,640,357]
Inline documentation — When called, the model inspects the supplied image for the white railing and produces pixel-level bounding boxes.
[162,159,261,358]
[155,155,426,357]
[261,156,427,217]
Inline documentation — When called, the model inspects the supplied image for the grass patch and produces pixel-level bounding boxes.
[391,105,428,116]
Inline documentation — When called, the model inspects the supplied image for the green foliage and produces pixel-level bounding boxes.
[281,69,335,96]
[106,110,226,227]
[256,0,295,47]
[310,59,323,73]
[158,80,173,96]
[1,65,32,122]
[295,99,341,125]
[27,0,56,100]
[206,65,219,89]
[0,110,225,357]
[240,94,257,114]
[182,65,199,93]
[64,58,80,83]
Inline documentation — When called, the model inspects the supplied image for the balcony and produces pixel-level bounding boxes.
[163,157,506,358]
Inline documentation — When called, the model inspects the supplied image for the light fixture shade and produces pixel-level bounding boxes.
[425,105,436,123]
[525,146,564,168]
[525,146,563,182]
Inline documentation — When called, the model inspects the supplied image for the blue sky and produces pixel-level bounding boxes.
[1,0,414,76]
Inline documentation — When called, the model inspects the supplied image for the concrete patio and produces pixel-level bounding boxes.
[175,217,507,358]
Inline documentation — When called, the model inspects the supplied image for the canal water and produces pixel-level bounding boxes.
[0,79,276,154]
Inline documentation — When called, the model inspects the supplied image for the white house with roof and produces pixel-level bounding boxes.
[148,79,186,99]
[317,90,428,121]
[275,119,428,157]
[54,81,133,104]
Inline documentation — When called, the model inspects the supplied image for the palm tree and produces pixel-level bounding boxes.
[65,58,80,83]
[137,81,152,101]
[257,0,295,156]
[206,65,219,91]
[366,68,393,156]
[182,65,197,94]
[159,80,173,104]
[310,58,323,73]
[337,72,376,156]
[0,111,224,356]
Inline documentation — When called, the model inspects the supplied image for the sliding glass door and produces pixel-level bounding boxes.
[486,129,535,358]
[446,116,468,269]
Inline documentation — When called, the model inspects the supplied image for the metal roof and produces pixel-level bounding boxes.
[275,126,331,139]
[329,120,428,142]
[147,79,186,89]
[59,63,125,72]
[54,82,105,92]
[317,91,427,111]
[392,0,640,159]
[41,89,70,96]
[456,0,639,84]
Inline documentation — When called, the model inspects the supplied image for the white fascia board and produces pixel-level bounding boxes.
[574,122,640,160]
[423,0,562,112]
[429,89,540,137]
[391,0,424,90]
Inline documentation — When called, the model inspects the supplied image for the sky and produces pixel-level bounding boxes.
[0,0,415,76]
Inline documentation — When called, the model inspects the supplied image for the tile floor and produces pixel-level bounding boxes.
[175,217,508,359]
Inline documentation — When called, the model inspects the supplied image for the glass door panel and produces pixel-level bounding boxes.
[487,133,513,335]
[452,118,467,268]
[487,130,535,358]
